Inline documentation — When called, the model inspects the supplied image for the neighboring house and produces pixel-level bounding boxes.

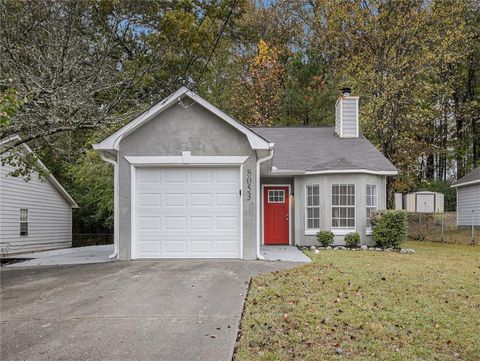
[452,167,480,226]
[94,87,397,260]
[0,135,78,255]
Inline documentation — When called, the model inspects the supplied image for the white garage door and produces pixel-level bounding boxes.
[134,167,241,258]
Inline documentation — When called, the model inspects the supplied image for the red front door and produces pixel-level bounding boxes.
[264,186,289,245]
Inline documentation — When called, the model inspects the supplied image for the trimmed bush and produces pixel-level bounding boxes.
[317,231,334,247]
[371,210,407,248]
[344,232,361,248]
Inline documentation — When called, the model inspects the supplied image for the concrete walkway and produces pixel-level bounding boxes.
[3,245,114,267]
[260,245,311,263]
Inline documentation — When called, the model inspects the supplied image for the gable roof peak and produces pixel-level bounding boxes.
[0,134,78,208]
[93,86,270,151]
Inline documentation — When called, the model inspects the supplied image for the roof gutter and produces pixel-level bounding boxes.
[450,179,480,188]
[99,151,119,260]
[256,144,274,260]
[270,169,398,176]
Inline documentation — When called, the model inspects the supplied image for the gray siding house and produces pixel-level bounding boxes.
[0,135,78,255]
[452,167,480,226]
[94,87,397,260]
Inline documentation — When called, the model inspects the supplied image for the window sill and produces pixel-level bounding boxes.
[305,229,320,236]
[331,228,355,236]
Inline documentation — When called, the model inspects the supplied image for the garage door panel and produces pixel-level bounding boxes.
[215,169,237,183]
[190,239,214,254]
[139,217,161,230]
[216,216,238,230]
[134,167,241,259]
[216,193,238,207]
[165,169,186,183]
[163,193,186,207]
[190,169,212,183]
[215,239,239,254]
[138,240,162,253]
[164,239,187,254]
[190,216,212,230]
[138,169,161,184]
[164,216,186,230]
[138,194,161,206]
[190,193,213,207]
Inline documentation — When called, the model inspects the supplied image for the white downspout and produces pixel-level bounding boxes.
[100,152,119,260]
[256,144,274,260]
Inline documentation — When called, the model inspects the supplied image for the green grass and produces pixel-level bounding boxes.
[235,242,480,360]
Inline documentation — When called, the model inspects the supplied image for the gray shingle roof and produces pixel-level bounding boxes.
[453,166,480,186]
[252,127,397,173]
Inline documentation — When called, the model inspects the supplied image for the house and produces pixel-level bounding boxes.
[452,166,480,226]
[394,191,444,213]
[93,87,397,260]
[0,135,78,256]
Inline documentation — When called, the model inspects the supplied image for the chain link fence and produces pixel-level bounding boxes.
[407,212,477,245]
[72,233,113,247]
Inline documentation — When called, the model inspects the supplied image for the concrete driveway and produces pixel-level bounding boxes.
[1,260,298,361]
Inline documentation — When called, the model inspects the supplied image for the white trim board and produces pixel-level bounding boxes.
[93,86,271,151]
[125,153,249,166]
[261,184,292,246]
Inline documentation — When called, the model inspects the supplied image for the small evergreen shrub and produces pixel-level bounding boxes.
[344,232,361,248]
[317,231,334,247]
[371,210,407,248]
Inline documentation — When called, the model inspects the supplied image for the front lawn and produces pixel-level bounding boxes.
[235,242,480,360]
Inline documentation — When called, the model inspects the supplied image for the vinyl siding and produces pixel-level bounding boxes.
[335,97,358,138]
[457,184,480,226]
[0,163,72,255]
[335,99,341,135]
[341,98,358,138]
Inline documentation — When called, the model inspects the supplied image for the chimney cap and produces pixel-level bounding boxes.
[341,87,352,96]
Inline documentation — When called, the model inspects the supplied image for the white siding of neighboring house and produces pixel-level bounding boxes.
[0,163,72,255]
[457,184,480,226]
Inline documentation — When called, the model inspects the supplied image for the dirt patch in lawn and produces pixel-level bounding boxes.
[234,241,480,360]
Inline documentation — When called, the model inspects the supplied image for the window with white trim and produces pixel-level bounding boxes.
[306,185,320,230]
[20,208,28,236]
[268,189,285,203]
[366,184,377,230]
[332,184,355,229]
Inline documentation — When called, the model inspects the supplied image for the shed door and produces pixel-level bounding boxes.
[416,194,435,213]
[134,167,241,258]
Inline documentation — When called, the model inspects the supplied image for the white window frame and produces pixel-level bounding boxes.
[20,208,28,237]
[366,184,377,235]
[331,184,356,235]
[268,189,285,203]
[305,184,320,235]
